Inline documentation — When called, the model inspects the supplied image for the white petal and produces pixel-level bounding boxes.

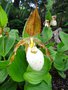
[26,46,44,71]
[45,23,49,27]
[50,20,57,26]
[0,34,2,38]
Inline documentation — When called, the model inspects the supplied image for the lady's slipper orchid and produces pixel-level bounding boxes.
[50,15,57,26]
[45,20,50,27]
[26,38,44,71]
[10,37,52,71]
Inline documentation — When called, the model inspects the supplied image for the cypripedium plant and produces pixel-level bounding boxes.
[10,36,52,71]
[0,2,68,90]
[44,20,50,27]
[44,15,57,27]
[10,7,53,71]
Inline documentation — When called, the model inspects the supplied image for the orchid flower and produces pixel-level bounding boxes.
[44,20,50,27]
[26,37,44,71]
[50,15,57,26]
[10,37,52,71]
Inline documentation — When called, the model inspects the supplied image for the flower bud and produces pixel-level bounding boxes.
[26,46,44,71]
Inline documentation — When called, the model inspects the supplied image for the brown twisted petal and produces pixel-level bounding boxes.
[14,39,26,53]
[9,38,30,63]
[34,38,53,61]
[10,39,26,63]
[10,54,15,63]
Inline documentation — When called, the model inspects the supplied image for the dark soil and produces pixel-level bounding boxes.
[51,69,68,90]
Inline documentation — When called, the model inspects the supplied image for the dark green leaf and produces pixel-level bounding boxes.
[58,71,66,79]
[0,79,17,90]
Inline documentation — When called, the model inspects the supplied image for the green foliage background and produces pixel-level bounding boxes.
[0,0,68,90]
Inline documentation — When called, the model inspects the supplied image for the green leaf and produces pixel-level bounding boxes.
[42,27,53,42]
[0,69,8,83]
[0,6,8,27]
[46,0,54,10]
[34,34,42,41]
[24,81,52,90]
[4,30,17,56]
[59,31,68,51]
[44,73,52,86]
[0,79,17,90]
[0,55,1,60]
[44,56,52,72]
[57,43,68,52]
[64,22,68,26]
[48,46,57,60]
[0,30,16,56]
[0,60,9,69]
[24,71,44,84]
[63,58,68,71]
[57,42,64,52]
[24,56,51,84]
[54,52,67,71]
[0,37,4,56]
[45,10,52,21]
[7,47,27,82]
[58,71,66,79]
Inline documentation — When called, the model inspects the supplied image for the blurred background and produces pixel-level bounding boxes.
[0,0,68,34]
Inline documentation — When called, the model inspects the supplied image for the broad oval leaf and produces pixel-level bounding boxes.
[54,52,68,71]
[42,27,53,42]
[24,81,52,90]
[59,31,68,51]
[0,30,17,57]
[4,30,17,56]
[60,31,68,45]
[7,47,27,82]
